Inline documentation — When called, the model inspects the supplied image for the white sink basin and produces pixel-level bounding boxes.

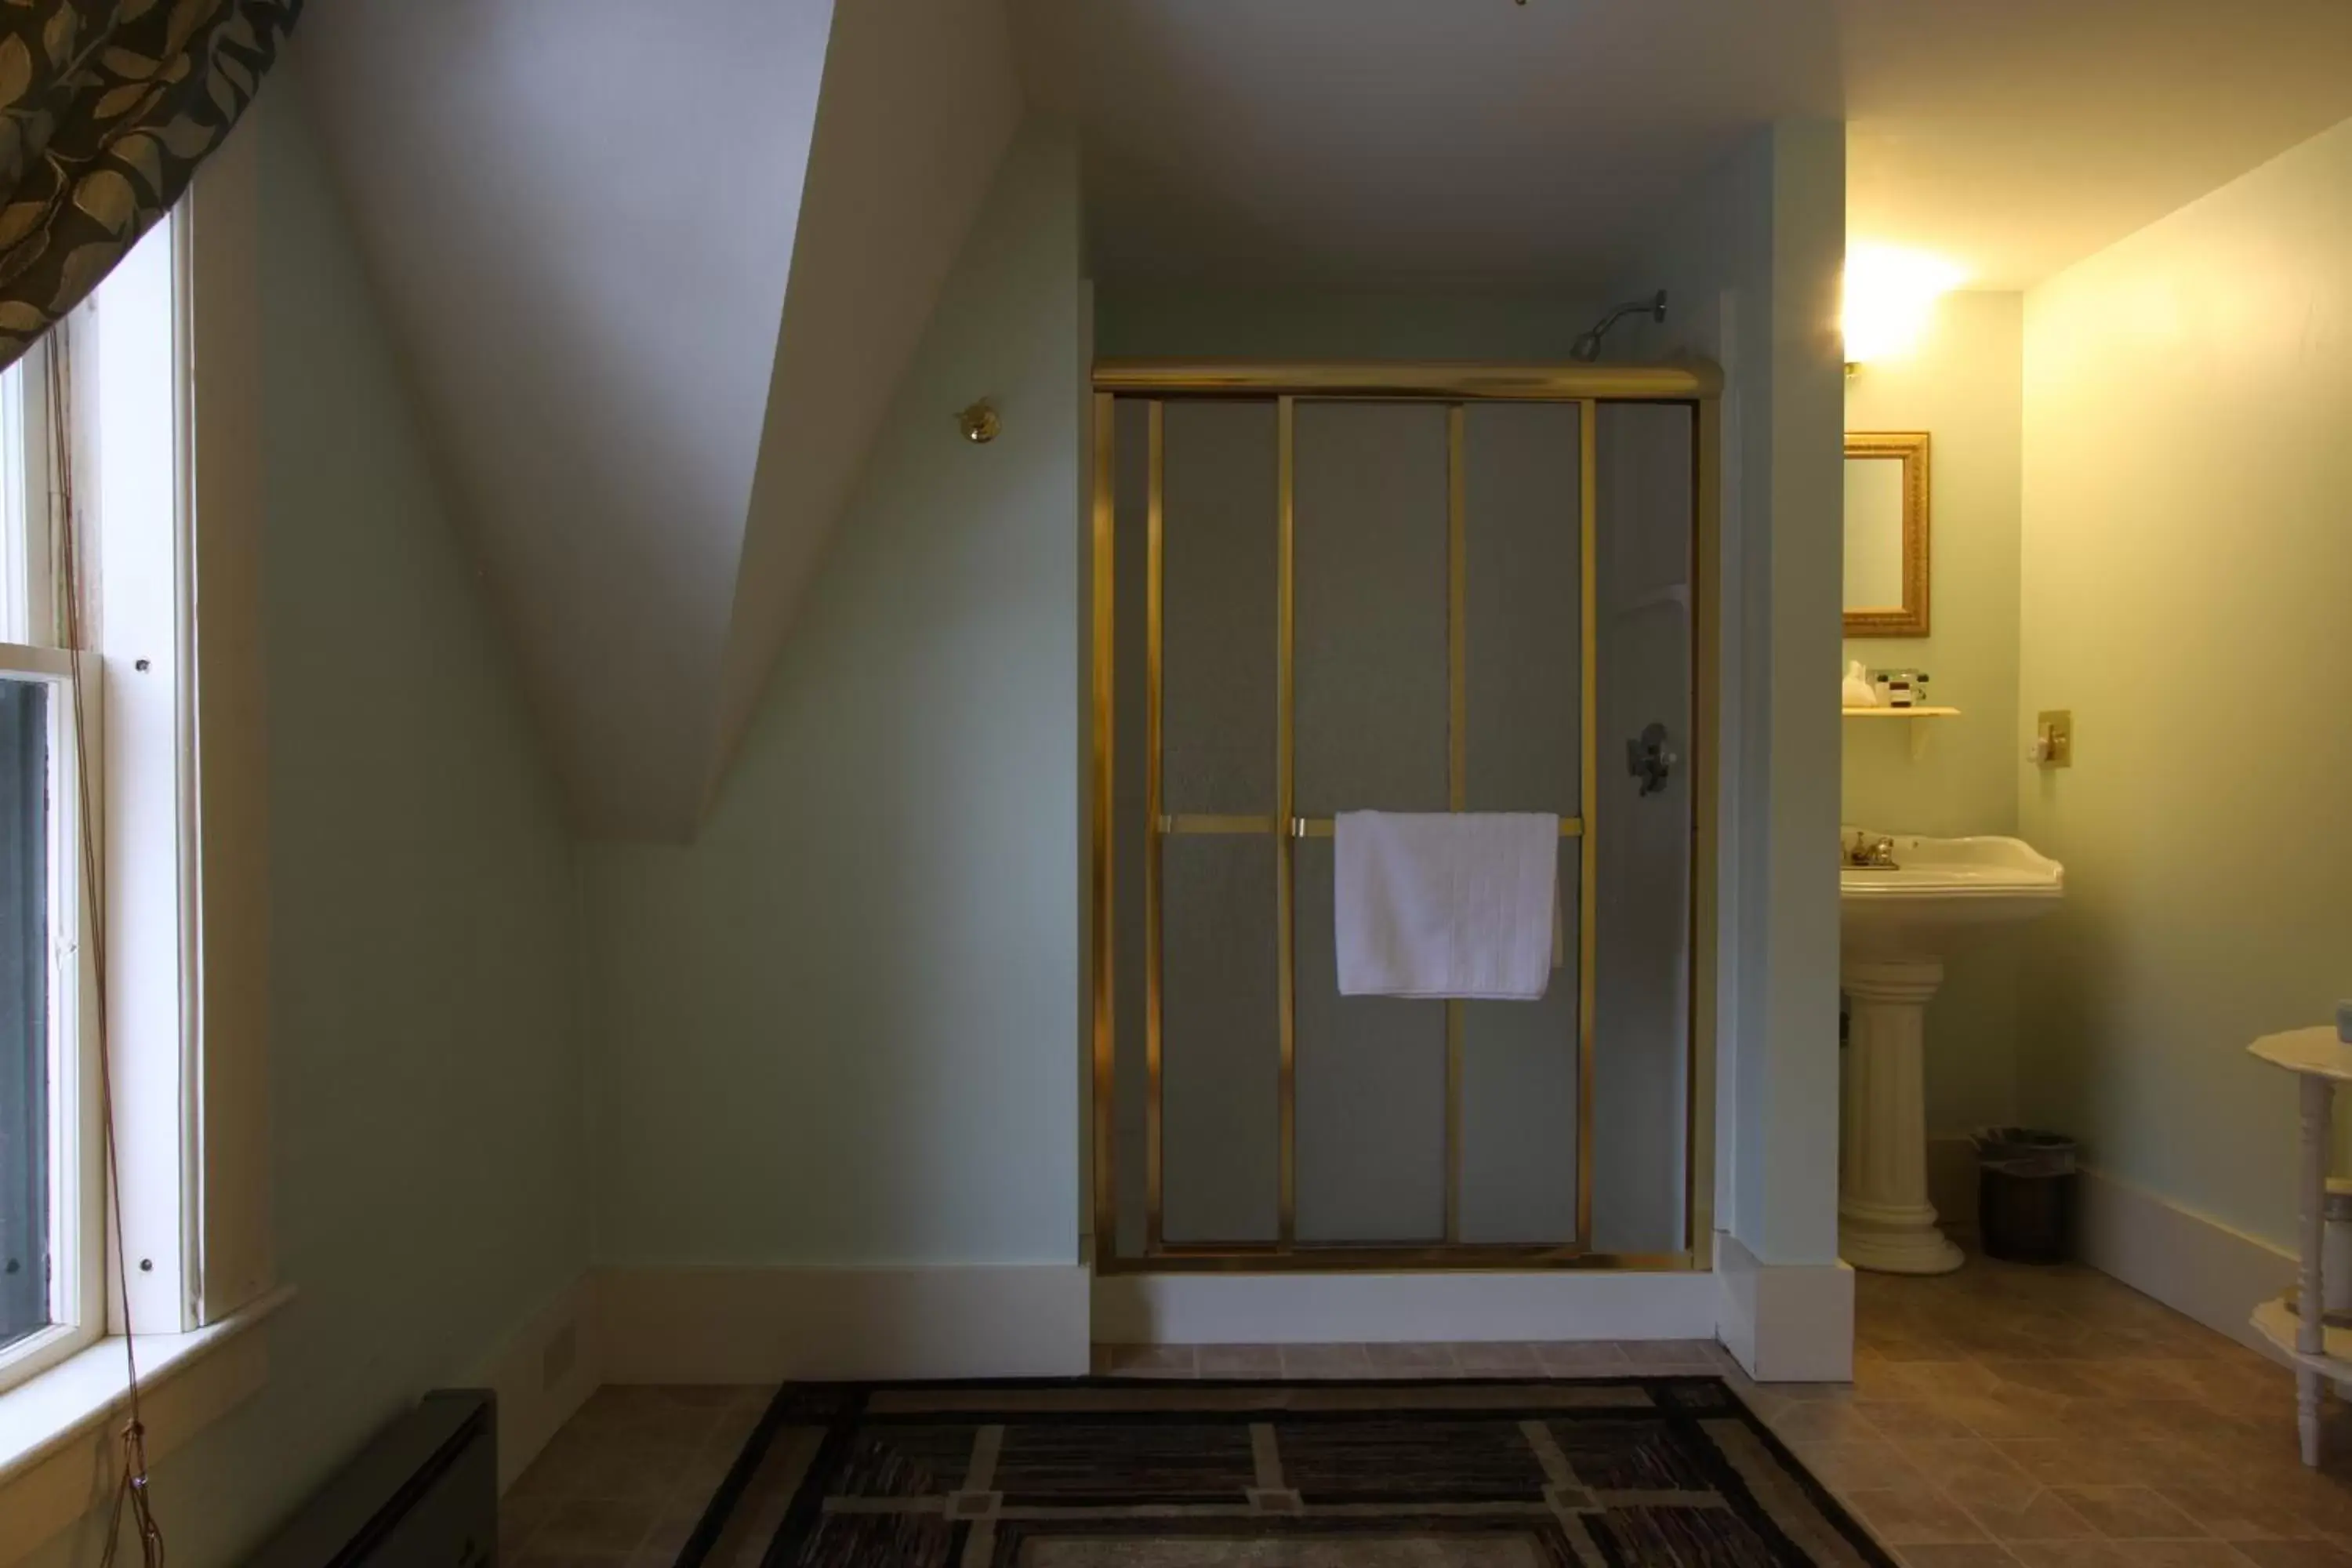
[1839,832,2064,957]
[1836,832,2064,1277]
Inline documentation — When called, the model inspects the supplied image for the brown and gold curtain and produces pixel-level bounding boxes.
[0,0,301,369]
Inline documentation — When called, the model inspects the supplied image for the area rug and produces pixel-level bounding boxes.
[676,1376,1893,1567]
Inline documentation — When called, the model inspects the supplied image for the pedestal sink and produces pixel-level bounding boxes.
[1839,832,2064,1273]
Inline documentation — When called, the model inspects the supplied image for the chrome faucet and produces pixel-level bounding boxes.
[1845,830,1899,869]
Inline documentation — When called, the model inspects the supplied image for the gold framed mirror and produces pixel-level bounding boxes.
[1843,430,1929,637]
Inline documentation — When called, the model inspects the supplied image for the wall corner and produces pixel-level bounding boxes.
[1715,1230,1853,1382]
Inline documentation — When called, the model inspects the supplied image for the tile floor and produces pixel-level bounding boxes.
[499,1256,2352,1566]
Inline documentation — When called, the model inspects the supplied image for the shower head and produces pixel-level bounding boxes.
[1570,290,1668,361]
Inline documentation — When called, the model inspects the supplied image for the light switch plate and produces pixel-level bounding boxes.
[2037,710,2073,767]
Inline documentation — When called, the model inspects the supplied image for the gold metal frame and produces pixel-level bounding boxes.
[1096,360,1722,401]
[1089,361,1718,1276]
[1444,407,1468,1243]
[1842,430,1931,637]
[1143,405,1166,1253]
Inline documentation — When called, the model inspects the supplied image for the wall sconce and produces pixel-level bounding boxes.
[1843,244,1967,366]
[958,400,1000,444]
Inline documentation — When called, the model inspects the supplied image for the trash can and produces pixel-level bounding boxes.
[1974,1127,2078,1264]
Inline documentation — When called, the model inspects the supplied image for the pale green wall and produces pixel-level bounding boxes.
[583,129,1083,1266]
[1842,292,2024,1136]
[1094,287,1601,361]
[2016,112,2352,1247]
[32,89,586,1568]
[1611,122,1848,1266]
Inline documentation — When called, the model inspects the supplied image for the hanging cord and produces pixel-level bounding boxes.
[45,328,165,1568]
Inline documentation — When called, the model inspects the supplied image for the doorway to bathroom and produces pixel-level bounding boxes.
[1089,362,1718,1273]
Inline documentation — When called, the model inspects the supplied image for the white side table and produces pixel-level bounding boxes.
[2248,1025,2352,1467]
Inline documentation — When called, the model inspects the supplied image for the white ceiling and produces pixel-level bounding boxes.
[1013,0,2352,292]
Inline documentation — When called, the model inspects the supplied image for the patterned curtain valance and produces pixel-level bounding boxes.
[0,0,302,370]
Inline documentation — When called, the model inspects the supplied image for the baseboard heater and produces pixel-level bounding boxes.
[248,1390,497,1568]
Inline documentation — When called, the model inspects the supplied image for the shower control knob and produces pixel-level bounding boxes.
[1626,722,1678,797]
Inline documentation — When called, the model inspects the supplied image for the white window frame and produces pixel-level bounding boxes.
[0,114,276,1559]
[0,631,103,1392]
[0,203,202,1396]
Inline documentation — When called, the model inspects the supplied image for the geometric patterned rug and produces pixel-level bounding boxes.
[676,1377,1896,1566]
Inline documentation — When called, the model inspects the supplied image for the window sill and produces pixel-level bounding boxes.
[0,1285,292,1565]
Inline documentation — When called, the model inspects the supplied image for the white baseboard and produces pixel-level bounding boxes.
[1093,1270,1720,1345]
[463,1272,602,1492]
[598,1265,1091,1383]
[2076,1166,2295,1362]
[1713,1232,1853,1383]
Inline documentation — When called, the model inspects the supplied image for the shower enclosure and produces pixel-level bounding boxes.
[1089,361,1717,1274]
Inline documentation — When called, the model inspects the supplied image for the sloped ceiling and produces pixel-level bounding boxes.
[295,0,1020,840]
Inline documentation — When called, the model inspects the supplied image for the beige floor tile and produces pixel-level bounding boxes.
[569,1441,697,1502]
[2233,1544,2352,1567]
[2159,1480,2336,1541]
[532,1494,663,1557]
[1843,1486,1991,1546]
[629,1515,698,1568]
[1788,1437,1929,1493]
[1934,1387,2073,1442]
[1196,1343,1285,1376]
[1860,1398,1980,1441]
[1899,1439,2043,1514]
[1621,1338,1722,1370]
[2051,1484,2212,1540]
[1099,1343,1200,1376]
[1980,1360,2111,1400]
[1963,1489,2100,1544]
[1363,1341,1458,1373]
[1867,1359,2004,1403]
[1991,1437,2165,1489]
[1767,1397,1884,1444]
[499,1493,555,1557]
[1452,1341,1546,1374]
[1279,1343,1371,1377]
[1894,1548,2024,1568]
[2001,1545,2136,1567]
[1534,1341,1632,1373]
[2009,1544,2246,1567]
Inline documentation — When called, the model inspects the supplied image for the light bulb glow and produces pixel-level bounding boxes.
[1843,244,1968,363]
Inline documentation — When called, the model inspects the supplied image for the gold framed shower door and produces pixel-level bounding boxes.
[1089,359,1720,1275]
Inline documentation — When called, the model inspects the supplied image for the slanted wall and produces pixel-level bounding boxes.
[585,132,1087,1268]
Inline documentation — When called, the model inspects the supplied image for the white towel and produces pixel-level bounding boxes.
[1334,811,1559,1000]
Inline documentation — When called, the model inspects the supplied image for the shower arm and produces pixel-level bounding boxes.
[1570,290,1668,361]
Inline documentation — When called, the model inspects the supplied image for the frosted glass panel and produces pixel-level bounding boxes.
[1457,839,1580,1243]
[1592,401,1693,1254]
[1161,834,1281,1243]
[1163,401,1278,814]
[1110,400,1151,1258]
[1294,401,1446,815]
[1465,403,1581,815]
[1293,837,1446,1243]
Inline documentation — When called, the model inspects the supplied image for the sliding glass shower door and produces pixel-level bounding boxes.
[1094,370,1699,1271]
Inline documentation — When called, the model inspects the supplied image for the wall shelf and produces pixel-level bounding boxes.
[1841,706,1960,718]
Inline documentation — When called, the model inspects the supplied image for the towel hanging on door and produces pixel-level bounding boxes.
[1333,811,1559,1000]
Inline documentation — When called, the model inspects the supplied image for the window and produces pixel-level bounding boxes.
[0,209,189,1393]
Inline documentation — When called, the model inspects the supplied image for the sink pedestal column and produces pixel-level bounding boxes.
[1839,955,1964,1274]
